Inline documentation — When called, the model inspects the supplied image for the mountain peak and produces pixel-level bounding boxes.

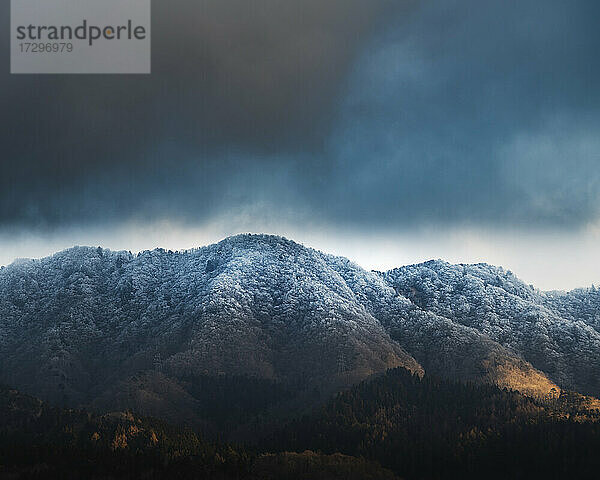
[1,233,599,418]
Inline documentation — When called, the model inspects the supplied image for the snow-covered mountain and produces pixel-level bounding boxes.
[0,235,419,409]
[384,261,600,396]
[0,234,597,417]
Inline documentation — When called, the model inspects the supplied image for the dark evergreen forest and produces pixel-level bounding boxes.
[3,368,600,479]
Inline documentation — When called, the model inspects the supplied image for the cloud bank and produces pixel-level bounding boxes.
[1,0,599,233]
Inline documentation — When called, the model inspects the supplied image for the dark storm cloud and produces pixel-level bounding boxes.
[0,0,399,226]
[311,0,600,228]
[1,0,599,230]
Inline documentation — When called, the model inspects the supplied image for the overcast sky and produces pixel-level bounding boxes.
[1,0,599,290]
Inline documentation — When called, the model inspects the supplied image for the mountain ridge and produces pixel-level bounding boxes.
[1,233,598,424]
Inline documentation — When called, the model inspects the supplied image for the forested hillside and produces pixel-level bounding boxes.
[384,260,600,395]
[3,369,600,479]
[0,235,421,421]
[3,244,600,478]
[267,368,600,479]
[0,386,399,480]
